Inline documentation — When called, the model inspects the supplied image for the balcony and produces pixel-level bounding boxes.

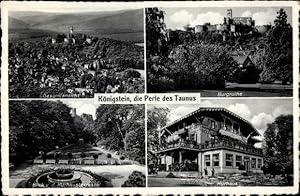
[154,139,263,156]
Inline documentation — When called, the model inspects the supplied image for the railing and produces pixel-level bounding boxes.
[155,139,263,156]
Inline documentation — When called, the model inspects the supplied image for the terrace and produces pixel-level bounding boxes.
[154,136,263,156]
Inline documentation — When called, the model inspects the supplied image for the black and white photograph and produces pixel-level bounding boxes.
[146,7,293,96]
[1,1,299,195]
[8,6,145,98]
[147,99,293,186]
[9,100,145,188]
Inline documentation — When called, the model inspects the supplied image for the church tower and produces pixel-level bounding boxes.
[70,26,74,34]
[68,26,74,39]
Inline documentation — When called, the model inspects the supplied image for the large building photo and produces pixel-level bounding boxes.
[147,99,293,187]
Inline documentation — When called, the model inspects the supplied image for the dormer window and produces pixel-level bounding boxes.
[207,118,216,129]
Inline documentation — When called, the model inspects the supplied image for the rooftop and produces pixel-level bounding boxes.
[161,107,260,137]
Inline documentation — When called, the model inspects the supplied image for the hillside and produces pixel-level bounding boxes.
[8,9,143,42]
[8,17,29,29]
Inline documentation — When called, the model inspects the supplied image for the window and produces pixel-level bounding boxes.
[190,133,195,141]
[225,153,233,167]
[235,155,242,168]
[257,159,262,169]
[233,123,239,135]
[205,155,211,167]
[210,120,216,129]
[213,154,219,166]
[225,119,232,132]
[251,158,256,169]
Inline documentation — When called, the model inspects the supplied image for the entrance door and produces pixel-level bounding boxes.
[244,156,250,173]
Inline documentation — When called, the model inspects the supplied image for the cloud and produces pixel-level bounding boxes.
[272,105,291,118]
[169,9,194,29]
[169,10,224,29]
[168,105,197,122]
[200,100,215,107]
[250,105,291,136]
[241,10,252,17]
[242,9,276,26]
[227,103,252,120]
[252,9,275,25]
[251,113,274,135]
[190,11,224,26]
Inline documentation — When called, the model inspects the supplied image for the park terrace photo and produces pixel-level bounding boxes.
[146,7,293,96]
[9,100,146,188]
[147,99,293,186]
[8,4,145,98]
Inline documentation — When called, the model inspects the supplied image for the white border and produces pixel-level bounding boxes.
[1,1,299,195]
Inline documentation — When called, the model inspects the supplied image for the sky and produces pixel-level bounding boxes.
[163,7,292,30]
[62,100,99,120]
[148,99,293,139]
[7,2,142,13]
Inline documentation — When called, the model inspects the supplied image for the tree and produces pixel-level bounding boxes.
[263,115,293,184]
[274,9,288,28]
[93,153,99,164]
[147,107,170,173]
[260,9,292,84]
[146,8,169,56]
[95,105,145,164]
[166,43,240,90]
[147,107,170,149]
[9,101,78,162]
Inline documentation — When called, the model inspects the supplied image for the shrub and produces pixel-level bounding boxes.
[121,171,145,187]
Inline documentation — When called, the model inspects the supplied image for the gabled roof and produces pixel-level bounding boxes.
[161,107,260,136]
[231,55,249,65]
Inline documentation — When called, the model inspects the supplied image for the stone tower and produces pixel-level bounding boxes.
[71,108,76,117]
[226,9,233,25]
[227,9,232,19]
[70,26,74,34]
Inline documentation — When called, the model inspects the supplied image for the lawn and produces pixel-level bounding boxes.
[148,174,288,187]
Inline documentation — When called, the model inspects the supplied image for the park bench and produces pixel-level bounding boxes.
[46,159,56,164]
[58,160,69,164]
[33,159,43,164]
[96,160,107,165]
[69,160,81,165]
[84,159,95,165]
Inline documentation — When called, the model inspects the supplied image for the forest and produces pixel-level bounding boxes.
[146,8,292,92]
[9,101,145,165]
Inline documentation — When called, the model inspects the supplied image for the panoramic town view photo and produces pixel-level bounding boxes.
[146,7,293,96]
[147,99,293,186]
[9,100,145,187]
[8,7,144,98]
